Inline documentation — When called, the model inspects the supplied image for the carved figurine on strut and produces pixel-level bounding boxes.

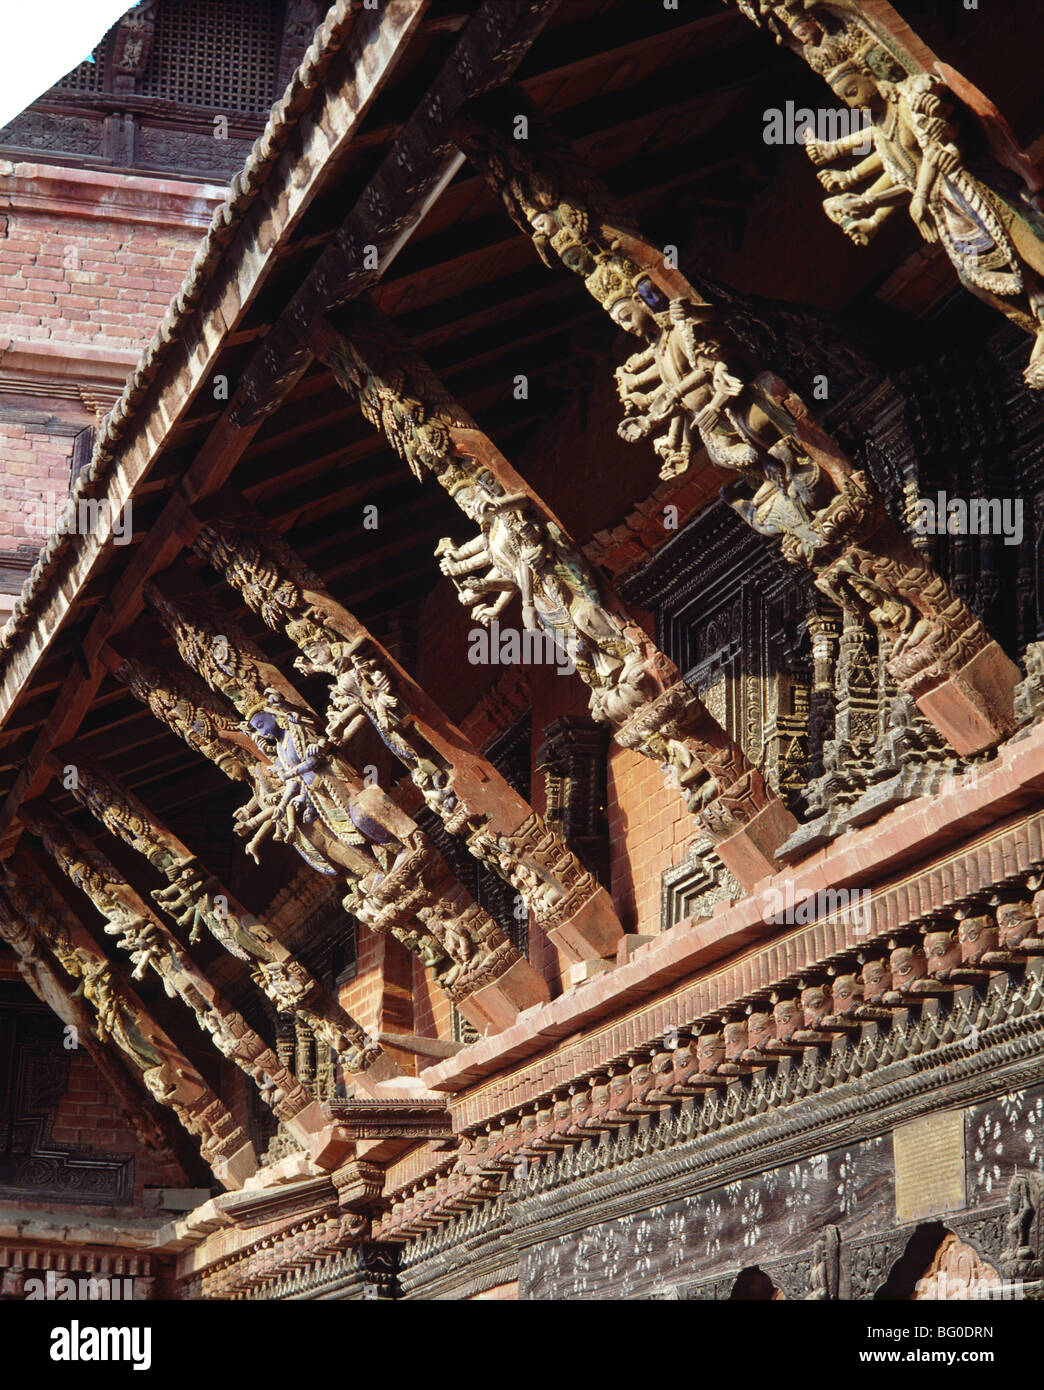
[766,3,1044,389]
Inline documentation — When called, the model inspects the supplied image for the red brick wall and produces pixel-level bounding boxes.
[49,1050,190,1205]
[0,164,224,587]
[410,957,454,1042]
[340,933,417,1072]
[608,744,693,934]
[0,424,75,555]
[0,212,199,350]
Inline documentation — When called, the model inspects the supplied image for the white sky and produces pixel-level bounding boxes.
[0,1,136,134]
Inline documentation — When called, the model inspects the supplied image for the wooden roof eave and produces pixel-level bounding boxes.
[0,0,441,850]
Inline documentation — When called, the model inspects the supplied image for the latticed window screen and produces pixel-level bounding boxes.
[57,46,107,94]
[141,0,283,114]
[69,426,96,488]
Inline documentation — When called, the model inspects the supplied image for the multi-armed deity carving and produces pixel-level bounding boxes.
[327,333,646,718]
[454,98,1019,754]
[182,503,623,962]
[738,0,1044,388]
[319,315,790,875]
[138,578,534,1012]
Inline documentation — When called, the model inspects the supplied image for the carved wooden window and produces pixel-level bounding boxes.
[69,426,95,490]
[141,0,283,115]
[57,47,107,94]
[621,503,815,796]
[622,504,815,928]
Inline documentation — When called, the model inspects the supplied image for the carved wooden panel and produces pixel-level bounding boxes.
[519,1133,894,1300]
[141,0,283,114]
[0,987,132,1204]
[622,502,816,805]
[965,1083,1044,1205]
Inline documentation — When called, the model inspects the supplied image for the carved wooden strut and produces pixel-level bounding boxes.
[186,492,624,964]
[452,91,1021,757]
[314,307,798,886]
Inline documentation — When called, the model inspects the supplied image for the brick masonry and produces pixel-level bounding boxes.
[49,1050,189,1206]
[0,164,225,581]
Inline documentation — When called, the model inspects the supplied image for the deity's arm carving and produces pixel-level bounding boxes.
[452,92,1019,754]
[740,1,1044,387]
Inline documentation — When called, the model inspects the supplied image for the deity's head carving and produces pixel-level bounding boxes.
[249,709,281,743]
[785,11,822,47]
[530,211,557,239]
[821,53,876,109]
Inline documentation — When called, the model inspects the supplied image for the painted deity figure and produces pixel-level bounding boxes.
[792,21,1044,387]
[237,693,470,989]
[236,689,377,875]
[603,267,839,566]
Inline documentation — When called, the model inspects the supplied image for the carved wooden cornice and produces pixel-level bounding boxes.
[389,969,1044,1298]
[325,1100,453,1142]
[360,780,1044,1251]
